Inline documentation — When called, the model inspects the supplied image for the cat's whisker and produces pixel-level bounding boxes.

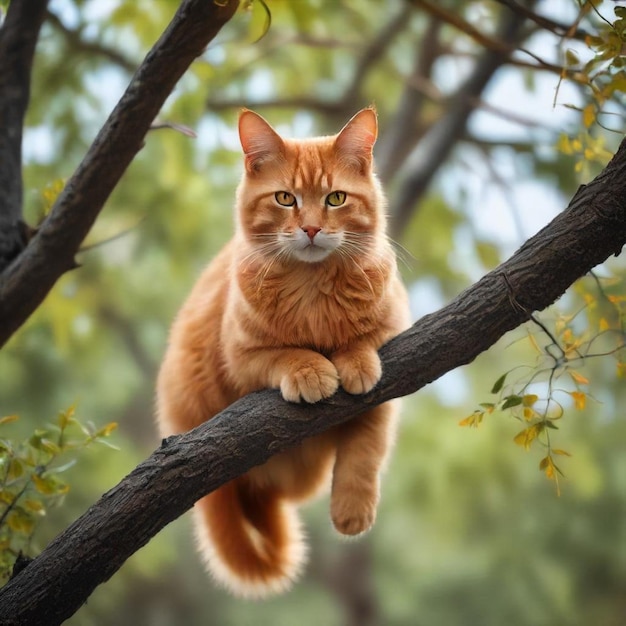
[158,107,412,600]
[384,235,415,271]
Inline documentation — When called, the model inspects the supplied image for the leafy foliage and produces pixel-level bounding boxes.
[460,269,626,493]
[0,408,117,582]
[1,0,626,623]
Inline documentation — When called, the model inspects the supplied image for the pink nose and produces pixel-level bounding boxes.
[302,225,321,241]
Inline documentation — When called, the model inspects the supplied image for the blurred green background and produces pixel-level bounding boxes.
[1,1,625,624]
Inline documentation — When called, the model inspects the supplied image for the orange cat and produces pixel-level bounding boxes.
[156,108,410,598]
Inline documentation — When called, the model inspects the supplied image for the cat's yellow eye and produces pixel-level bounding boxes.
[326,191,346,207]
[275,191,296,207]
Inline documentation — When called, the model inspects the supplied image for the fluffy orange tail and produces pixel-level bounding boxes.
[194,478,306,598]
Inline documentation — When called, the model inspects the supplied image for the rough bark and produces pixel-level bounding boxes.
[0,137,625,626]
[0,0,240,348]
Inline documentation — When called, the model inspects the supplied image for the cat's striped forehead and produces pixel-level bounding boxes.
[280,138,338,192]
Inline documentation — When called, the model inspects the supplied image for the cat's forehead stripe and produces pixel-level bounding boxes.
[290,145,334,192]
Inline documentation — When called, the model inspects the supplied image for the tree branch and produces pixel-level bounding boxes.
[0,0,49,271]
[492,0,591,40]
[206,5,412,122]
[376,15,443,184]
[45,8,137,73]
[389,1,532,236]
[1,136,625,626]
[0,0,240,348]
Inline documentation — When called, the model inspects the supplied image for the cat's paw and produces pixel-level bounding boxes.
[331,490,378,536]
[280,358,339,403]
[332,348,382,395]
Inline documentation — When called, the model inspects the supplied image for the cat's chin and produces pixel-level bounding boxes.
[291,246,334,264]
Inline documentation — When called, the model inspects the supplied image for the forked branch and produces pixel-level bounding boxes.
[0,0,240,348]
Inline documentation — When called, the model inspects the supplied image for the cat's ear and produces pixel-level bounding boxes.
[334,108,378,172]
[239,110,285,173]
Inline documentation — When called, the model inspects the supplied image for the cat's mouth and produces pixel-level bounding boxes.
[280,229,342,264]
[292,244,333,263]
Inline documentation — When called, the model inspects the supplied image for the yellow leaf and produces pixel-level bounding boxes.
[58,404,77,429]
[523,407,536,421]
[608,295,626,304]
[513,424,541,451]
[97,422,118,438]
[23,498,46,515]
[6,511,35,534]
[31,474,69,496]
[522,394,538,407]
[552,449,572,456]
[0,414,19,426]
[459,411,483,428]
[556,134,573,155]
[569,370,589,385]
[599,317,609,331]
[569,391,587,410]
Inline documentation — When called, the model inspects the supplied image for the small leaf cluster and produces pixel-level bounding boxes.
[460,271,626,494]
[0,407,117,582]
[556,2,626,175]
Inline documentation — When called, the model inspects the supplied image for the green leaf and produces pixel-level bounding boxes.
[501,395,523,410]
[491,373,507,394]
[8,458,24,480]
[45,459,77,475]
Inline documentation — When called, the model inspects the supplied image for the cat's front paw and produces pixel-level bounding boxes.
[332,348,382,395]
[280,357,339,403]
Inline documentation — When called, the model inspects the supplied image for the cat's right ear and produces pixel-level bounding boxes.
[238,110,285,173]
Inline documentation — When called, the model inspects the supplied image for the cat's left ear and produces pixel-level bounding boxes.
[334,107,378,172]
[239,109,285,173]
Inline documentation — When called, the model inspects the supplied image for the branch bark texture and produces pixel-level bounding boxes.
[1,137,625,625]
[0,0,239,348]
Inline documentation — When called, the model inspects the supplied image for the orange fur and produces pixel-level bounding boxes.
[156,108,411,598]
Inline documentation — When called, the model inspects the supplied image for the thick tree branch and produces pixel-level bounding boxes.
[1,136,625,626]
[0,0,49,271]
[0,0,240,348]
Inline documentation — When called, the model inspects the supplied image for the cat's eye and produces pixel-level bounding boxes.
[326,191,346,207]
[275,191,296,207]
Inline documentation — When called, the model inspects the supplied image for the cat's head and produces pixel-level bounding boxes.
[235,108,386,264]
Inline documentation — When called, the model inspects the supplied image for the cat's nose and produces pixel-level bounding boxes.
[302,225,322,242]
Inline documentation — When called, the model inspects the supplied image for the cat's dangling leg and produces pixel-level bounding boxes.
[329,400,400,536]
